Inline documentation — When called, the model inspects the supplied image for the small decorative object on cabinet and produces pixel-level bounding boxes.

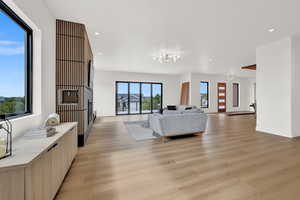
[0,114,12,160]
[44,113,60,127]
[0,122,78,200]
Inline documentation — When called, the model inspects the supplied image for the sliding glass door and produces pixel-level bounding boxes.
[129,83,140,114]
[116,82,129,114]
[152,84,162,112]
[141,83,151,114]
[116,82,163,115]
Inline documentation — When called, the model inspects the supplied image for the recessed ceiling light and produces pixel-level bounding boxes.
[268,28,275,33]
[97,52,103,55]
[95,32,100,36]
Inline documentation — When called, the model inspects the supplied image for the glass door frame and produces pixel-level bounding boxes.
[115,81,163,115]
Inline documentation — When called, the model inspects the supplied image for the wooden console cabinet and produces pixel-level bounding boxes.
[0,123,77,200]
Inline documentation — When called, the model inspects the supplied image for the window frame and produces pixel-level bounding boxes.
[115,81,163,115]
[200,81,209,108]
[232,83,239,107]
[0,0,33,119]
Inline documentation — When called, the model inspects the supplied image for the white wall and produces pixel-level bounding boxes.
[94,70,181,116]
[4,0,56,137]
[190,73,253,113]
[290,35,300,137]
[256,38,292,137]
[94,70,254,116]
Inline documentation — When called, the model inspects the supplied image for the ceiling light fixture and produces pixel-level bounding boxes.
[97,52,103,55]
[226,71,235,81]
[152,48,184,64]
[95,32,100,36]
[268,28,275,33]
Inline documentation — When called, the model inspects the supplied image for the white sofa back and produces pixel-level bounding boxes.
[149,112,208,137]
[163,105,203,115]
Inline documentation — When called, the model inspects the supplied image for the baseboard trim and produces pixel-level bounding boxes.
[256,127,293,138]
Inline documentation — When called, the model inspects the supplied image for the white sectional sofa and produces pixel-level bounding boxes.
[148,105,208,139]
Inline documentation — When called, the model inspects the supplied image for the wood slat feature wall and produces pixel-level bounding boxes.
[56,61,85,86]
[56,19,94,146]
[56,20,85,38]
[56,35,84,62]
[56,86,84,111]
[57,110,85,135]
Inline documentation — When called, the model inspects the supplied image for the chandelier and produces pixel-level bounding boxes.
[152,48,183,64]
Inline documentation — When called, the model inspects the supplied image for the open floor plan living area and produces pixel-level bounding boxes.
[1,0,300,200]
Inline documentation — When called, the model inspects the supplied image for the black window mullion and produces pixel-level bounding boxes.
[150,84,153,113]
[139,83,142,114]
[128,82,130,115]
[160,84,163,109]
[26,31,33,114]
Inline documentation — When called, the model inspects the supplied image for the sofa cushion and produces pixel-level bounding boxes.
[163,110,182,115]
[181,108,203,114]
[177,105,197,111]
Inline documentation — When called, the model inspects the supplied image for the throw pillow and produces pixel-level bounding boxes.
[167,105,177,110]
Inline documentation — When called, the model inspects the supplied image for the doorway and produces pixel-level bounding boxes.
[218,82,226,112]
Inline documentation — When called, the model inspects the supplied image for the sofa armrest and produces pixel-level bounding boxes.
[148,114,164,135]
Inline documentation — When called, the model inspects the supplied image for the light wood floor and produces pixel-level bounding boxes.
[55,114,300,200]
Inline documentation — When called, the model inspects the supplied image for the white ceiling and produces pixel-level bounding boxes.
[45,0,300,77]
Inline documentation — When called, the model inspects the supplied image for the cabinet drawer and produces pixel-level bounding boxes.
[25,151,52,200]
[0,168,24,200]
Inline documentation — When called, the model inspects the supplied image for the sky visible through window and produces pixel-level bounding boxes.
[200,82,208,94]
[118,83,161,96]
[0,9,25,98]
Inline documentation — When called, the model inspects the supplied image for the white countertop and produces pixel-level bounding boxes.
[0,122,77,170]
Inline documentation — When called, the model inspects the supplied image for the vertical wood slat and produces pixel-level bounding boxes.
[57,110,84,135]
[56,19,94,140]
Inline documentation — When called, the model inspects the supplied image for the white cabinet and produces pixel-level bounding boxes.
[0,123,77,200]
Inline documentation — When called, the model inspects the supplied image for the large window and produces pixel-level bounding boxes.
[116,82,162,115]
[233,83,239,107]
[200,81,209,108]
[0,1,33,118]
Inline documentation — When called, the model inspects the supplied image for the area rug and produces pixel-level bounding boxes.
[124,120,158,141]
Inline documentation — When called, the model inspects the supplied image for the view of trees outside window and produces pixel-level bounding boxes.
[200,82,209,108]
[117,83,129,114]
[129,83,140,114]
[141,83,151,113]
[116,82,162,115]
[0,9,26,115]
[152,84,162,112]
